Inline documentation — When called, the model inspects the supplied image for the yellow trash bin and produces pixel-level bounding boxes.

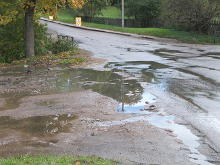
[49,16,54,20]
[76,17,82,26]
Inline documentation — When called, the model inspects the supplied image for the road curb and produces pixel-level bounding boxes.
[40,17,157,40]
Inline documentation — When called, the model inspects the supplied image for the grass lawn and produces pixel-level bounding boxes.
[97,7,121,18]
[57,7,121,23]
[54,9,220,44]
[0,155,118,165]
[57,9,75,24]
[83,23,220,44]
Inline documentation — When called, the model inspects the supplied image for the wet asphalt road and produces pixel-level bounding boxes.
[41,20,220,154]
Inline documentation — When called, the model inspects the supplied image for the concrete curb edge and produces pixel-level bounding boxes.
[40,17,157,41]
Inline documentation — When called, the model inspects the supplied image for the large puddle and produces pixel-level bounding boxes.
[0,67,145,110]
[0,61,218,164]
[0,114,77,137]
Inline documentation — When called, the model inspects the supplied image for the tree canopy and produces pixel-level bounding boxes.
[125,0,161,27]
[161,0,220,32]
[76,0,108,17]
[0,0,88,58]
[0,0,87,25]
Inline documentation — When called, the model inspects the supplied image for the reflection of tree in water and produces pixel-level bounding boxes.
[84,79,143,104]
[53,69,144,105]
[141,70,155,83]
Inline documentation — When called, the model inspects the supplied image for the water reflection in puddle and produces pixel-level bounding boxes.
[0,95,24,111]
[0,67,144,111]
[49,69,144,105]
[117,89,156,114]
[0,114,77,137]
[105,61,165,114]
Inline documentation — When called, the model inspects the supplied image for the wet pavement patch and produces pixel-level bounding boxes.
[36,100,58,107]
[0,67,25,76]
[0,95,26,111]
[105,61,170,70]
[202,52,220,60]
[151,48,190,61]
[154,48,184,54]
[91,114,215,165]
[197,49,205,52]
[0,114,77,137]
[203,52,220,56]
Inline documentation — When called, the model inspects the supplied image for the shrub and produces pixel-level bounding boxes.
[161,0,220,33]
[49,39,78,54]
[35,23,53,56]
[0,15,52,63]
[0,14,78,64]
[125,0,161,27]
[0,16,24,63]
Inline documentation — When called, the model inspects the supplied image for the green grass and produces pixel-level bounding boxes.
[57,7,121,23]
[83,23,220,44]
[55,9,220,44]
[0,155,118,165]
[97,7,121,18]
[57,9,75,23]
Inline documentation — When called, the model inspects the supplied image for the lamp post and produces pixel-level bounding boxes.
[122,0,124,28]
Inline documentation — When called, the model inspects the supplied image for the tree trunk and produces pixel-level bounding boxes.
[24,1,36,58]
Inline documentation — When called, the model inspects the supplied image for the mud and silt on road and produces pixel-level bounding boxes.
[0,55,219,165]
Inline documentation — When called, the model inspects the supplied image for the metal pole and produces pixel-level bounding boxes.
[120,68,125,112]
[122,0,124,28]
